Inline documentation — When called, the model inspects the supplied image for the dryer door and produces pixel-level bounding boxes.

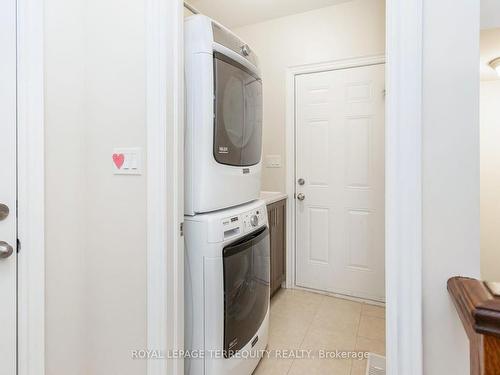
[213,52,263,167]
[222,226,269,357]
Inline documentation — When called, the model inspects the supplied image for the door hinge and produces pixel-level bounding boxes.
[180,222,184,237]
[17,238,21,253]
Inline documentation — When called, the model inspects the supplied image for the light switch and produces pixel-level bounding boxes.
[265,154,282,168]
[112,148,142,175]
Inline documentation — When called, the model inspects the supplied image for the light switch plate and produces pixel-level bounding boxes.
[112,147,142,175]
[265,154,282,168]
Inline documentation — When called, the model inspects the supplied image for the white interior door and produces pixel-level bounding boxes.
[0,0,18,372]
[295,63,385,301]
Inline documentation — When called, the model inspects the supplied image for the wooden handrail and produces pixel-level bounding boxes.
[448,277,500,375]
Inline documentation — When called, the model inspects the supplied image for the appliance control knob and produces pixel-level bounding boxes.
[250,214,258,227]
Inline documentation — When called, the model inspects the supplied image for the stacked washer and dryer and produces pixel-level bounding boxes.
[183,15,269,375]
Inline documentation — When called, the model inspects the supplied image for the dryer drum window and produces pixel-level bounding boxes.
[213,52,263,167]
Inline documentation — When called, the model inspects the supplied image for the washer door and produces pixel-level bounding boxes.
[223,226,270,357]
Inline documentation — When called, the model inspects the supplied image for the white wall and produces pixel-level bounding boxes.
[232,0,386,191]
[480,28,500,281]
[44,0,147,373]
[481,80,500,282]
[421,0,480,374]
[45,0,86,372]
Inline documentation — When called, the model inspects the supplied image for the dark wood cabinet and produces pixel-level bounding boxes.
[267,198,286,297]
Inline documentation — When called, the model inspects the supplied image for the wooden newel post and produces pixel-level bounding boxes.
[447,277,500,375]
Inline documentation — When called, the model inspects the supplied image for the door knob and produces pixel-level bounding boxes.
[0,203,9,221]
[0,241,14,259]
[297,178,305,186]
[297,193,305,201]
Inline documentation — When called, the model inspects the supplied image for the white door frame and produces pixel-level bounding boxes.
[285,54,386,296]
[385,0,423,374]
[145,0,184,375]
[16,0,422,375]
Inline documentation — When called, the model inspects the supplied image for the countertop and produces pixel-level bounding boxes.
[260,191,288,205]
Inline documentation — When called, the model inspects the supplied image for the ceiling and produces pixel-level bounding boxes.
[481,28,500,81]
[186,0,354,28]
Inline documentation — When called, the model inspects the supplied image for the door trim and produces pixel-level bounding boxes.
[285,54,385,293]
[145,0,184,375]
[385,0,423,374]
[17,0,45,374]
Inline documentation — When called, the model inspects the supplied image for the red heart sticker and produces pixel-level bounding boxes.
[112,153,125,169]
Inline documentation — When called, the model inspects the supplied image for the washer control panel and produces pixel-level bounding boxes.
[250,214,259,227]
[241,208,266,233]
[219,203,267,241]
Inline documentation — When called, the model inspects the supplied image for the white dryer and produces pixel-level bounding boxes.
[184,15,263,215]
[184,200,270,375]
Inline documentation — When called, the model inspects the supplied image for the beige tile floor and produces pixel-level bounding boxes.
[253,288,386,375]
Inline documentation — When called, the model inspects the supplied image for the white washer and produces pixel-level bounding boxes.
[184,15,263,215]
[184,200,270,375]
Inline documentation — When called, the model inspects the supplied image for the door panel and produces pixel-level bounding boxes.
[309,208,329,263]
[295,64,385,301]
[0,0,18,372]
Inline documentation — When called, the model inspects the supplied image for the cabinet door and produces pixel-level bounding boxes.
[268,199,287,298]
[275,200,286,287]
[267,205,277,296]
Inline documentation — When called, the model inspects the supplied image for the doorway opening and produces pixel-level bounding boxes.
[184,1,387,374]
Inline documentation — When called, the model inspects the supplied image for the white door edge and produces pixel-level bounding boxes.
[17,0,45,374]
